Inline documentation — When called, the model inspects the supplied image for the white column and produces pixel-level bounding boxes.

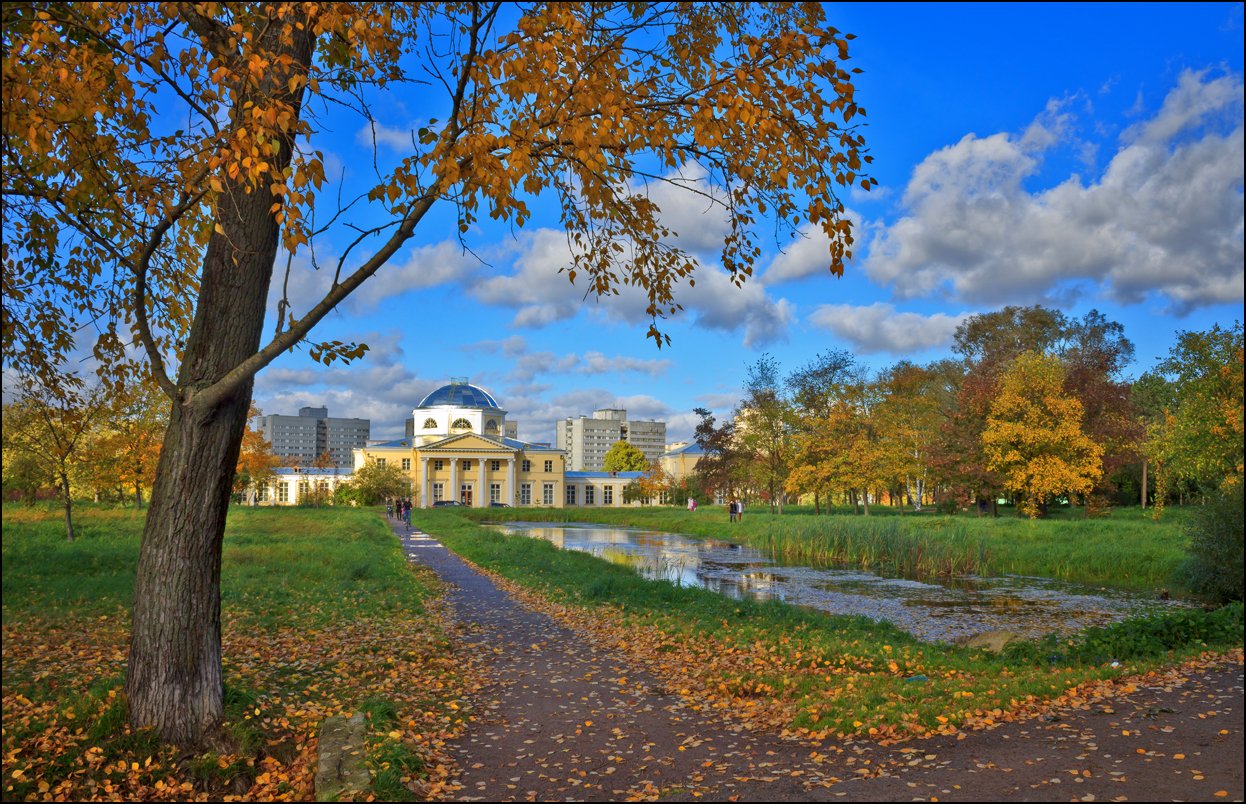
[478,457,487,507]
[448,456,458,504]
[420,457,429,507]
[507,458,516,506]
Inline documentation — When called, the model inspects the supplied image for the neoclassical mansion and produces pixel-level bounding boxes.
[257,380,649,508]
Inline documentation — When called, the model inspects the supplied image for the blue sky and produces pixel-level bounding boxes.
[251,2,1244,444]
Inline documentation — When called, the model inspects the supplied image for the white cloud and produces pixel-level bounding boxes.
[349,240,481,310]
[631,163,731,254]
[807,303,970,355]
[863,69,1244,312]
[354,121,418,151]
[471,228,796,347]
[759,212,865,286]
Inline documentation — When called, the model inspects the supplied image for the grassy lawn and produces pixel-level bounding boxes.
[458,504,1193,593]
[416,508,1242,742]
[2,504,474,802]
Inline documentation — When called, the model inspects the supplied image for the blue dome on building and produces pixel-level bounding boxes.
[417,381,500,409]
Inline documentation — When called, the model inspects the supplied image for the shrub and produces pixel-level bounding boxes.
[1178,480,1244,604]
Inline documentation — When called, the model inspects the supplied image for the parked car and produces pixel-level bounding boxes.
[489,502,511,508]
[432,500,462,507]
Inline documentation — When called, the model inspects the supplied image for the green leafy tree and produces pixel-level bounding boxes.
[1155,323,1244,492]
[603,440,650,472]
[3,3,871,746]
[1180,481,1244,604]
[340,460,410,506]
[737,354,795,513]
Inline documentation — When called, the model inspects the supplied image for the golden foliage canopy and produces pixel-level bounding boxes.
[3,2,872,403]
[982,351,1103,518]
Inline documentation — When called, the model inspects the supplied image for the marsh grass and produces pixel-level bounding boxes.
[460,505,1191,593]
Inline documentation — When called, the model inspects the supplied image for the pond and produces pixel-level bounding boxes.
[486,522,1191,643]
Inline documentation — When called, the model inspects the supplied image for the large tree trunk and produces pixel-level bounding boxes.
[126,14,312,746]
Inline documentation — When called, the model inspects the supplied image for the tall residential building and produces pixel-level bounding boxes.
[556,408,666,471]
[255,405,370,467]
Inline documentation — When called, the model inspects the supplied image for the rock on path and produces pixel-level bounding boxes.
[396,521,1244,802]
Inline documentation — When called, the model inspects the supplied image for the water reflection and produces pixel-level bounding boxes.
[489,522,1190,643]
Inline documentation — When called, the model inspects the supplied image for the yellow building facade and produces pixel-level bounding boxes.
[352,380,647,508]
[254,380,657,507]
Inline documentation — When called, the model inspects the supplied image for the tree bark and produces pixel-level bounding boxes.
[125,12,312,746]
[60,472,74,542]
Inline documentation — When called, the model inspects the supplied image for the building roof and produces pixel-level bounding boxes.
[663,442,706,457]
[272,466,354,476]
[365,439,412,448]
[503,437,561,452]
[565,471,647,479]
[418,382,500,409]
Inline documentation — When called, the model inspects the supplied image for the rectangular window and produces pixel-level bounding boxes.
[542,483,555,505]
[490,460,501,472]
[522,460,531,472]
[544,460,553,472]
[401,458,411,471]
[432,482,444,502]
[462,460,472,471]
[278,483,289,503]
[298,481,310,500]
[603,486,614,505]
[490,483,501,503]
[565,485,577,505]
[434,459,444,471]
[376,458,386,467]
[520,483,532,505]
[256,485,268,502]
[584,486,595,505]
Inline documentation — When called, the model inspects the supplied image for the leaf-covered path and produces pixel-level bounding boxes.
[396,522,1244,802]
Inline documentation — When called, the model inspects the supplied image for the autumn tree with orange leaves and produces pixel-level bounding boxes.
[3,3,872,745]
[982,351,1103,519]
[234,405,279,504]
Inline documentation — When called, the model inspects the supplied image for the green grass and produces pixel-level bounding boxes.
[2,502,460,801]
[415,508,1241,738]
[458,504,1192,593]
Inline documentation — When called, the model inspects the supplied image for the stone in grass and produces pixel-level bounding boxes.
[315,712,371,801]
[955,630,1021,653]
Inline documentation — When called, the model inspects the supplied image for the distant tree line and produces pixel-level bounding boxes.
[690,307,1243,520]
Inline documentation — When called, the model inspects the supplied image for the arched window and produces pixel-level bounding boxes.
[451,418,473,431]
[484,420,499,434]
[422,418,438,429]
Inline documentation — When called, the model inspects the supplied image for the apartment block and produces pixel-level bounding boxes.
[555,408,666,471]
[255,405,370,467]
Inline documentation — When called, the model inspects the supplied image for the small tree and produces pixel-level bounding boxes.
[1180,479,1244,604]
[234,406,279,505]
[347,460,409,506]
[603,440,650,472]
[982,352,1103,518]
[4,376,108,540]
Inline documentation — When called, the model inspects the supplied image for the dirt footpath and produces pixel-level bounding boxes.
[397,522,1244,802]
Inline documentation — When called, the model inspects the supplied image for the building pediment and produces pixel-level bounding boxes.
[419,432,518,454]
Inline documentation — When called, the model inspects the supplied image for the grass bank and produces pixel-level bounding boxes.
[459,505,1191,593]
[2,504,474,801]
[417,508,1241,742]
